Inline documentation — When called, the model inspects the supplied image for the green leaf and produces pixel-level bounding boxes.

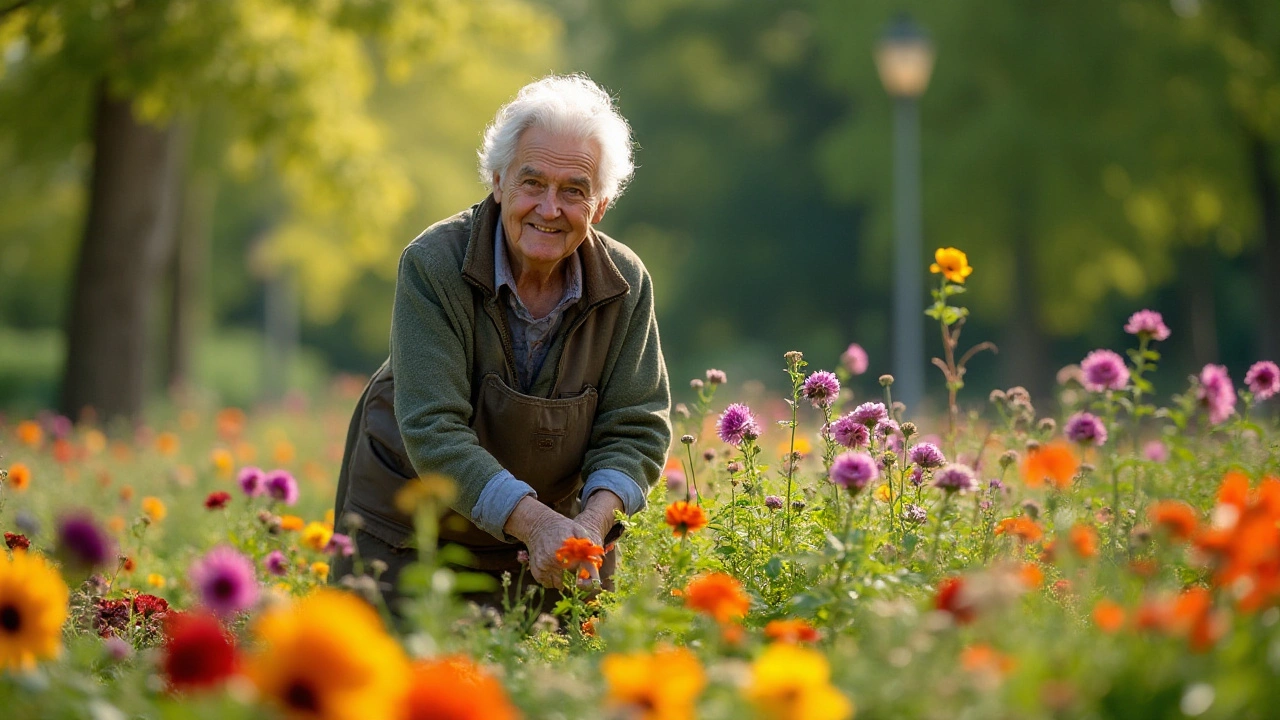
[764,556,784,579]
[397,564,433,594]
[452,571,499,595]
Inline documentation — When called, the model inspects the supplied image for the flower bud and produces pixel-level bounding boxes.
[879,374,895,387]
[702,449,716,462]
[369,559,389,576]
[680,434,695,445]
[784,351,804,367]
[726,461,743,474]
[674,403,690,418]
[690,378,705,390]
[988,389,1007,405]
[998,450,1019,469]
[1037,418,1057,433]
[900,422,918,438]
[705,369,727,385]
[342,512,365,532]
[1020,499,1042,521]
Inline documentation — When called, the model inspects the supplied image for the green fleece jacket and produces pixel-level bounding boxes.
[390,197,671,525]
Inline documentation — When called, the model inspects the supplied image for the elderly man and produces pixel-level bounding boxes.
[331,75,670,609]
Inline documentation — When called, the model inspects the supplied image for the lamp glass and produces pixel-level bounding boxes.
[874,40,935,98]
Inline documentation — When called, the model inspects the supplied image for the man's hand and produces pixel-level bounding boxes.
[575,489,624,547]
[504,496,600,590]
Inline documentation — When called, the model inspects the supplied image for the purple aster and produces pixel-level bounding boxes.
[56,512,114,569]
[716,403,760,446]
[841,343,869,376]
[830,415,870,449]
[238,466,265,497]
[263,550,289,577]
[933,464,977,494]
[902,504,928,524]
[850,402,888,428]
[908,442,946,469]
[325,533,354,557]
[1080,350,1130,392]
[263,470,299,505]
[1064,412,1108,446]
[1245,361,1280,401]
[802,371,841,408]
[190,545,259,617]
[1197,364,1237,425]
[1123,309,1171,342]
[1143,440,1169,463]
[829,451,878,494]
[765,495,784,510]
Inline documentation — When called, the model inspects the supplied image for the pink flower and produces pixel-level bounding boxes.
[716,404,760,446]
[1197,364,1237,425]
[829,452,878,494]
[802,371,841,408]
[189,546,259,617]
[1080,350,1130,392]
[1064,412,1107,446]
[841,344,869,376]
[1123,309,1171,341]
[1143,440,1169,463]
[1245,361,1279,401]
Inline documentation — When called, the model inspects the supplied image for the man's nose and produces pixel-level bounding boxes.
[536,187,562,218]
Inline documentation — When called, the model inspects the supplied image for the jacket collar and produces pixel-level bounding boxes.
[462,194,630,306]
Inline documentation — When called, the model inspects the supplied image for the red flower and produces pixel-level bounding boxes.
[161,611,238,691]
[935,576,976,624]
[133,593,170,618]
[204,491,232,510]
[4,532,30,551]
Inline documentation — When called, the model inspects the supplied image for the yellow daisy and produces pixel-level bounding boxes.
[0,551,70,671]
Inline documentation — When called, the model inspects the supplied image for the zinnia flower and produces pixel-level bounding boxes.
[716,404,760,447]
[189,546,259,618]
[908,442,946,469]
[238,466,266,497]
[4,533,29,552]
[849,402,888,427]
[56,512,114,569]
[602,646,705,720]
[684,572,750,624]
[1197,364,1237,425]
[829,415,870,449]
[934,464,976,494]
[665,501,708,537]
[1080,349,1130,392]
[829,452,878,494]
[747,643,853,720]
[555,537,605,571]
[248,589,409,720]
[0,550,70,671]
[264,470,299,505]
[840,343,868,376]
[1064,412,1108,446]
[1245,360,1280,401]
[161,611,238,692]
[402,655,522,720]
[929,247,973,284]
[1124,309,1171,341]
[204,491,232,510]
[801,371,840,408]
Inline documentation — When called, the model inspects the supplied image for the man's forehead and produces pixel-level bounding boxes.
[512,128,600,178]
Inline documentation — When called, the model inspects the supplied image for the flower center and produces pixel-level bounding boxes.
[285,680,320,712]
[212,576,236,599]
[1,604,20,633]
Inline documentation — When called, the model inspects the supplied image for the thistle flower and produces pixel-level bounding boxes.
[717,404,760,446]
[1197,364,1237,425]
[1245,360,1279,401]
[829,452,878,494]
[802,371,841,408]
[765,495,784,511]
[829,415,870,449]
[189,546,259,618]
[1080,350,1130,392]
[908,442,946,469]
[934,464,977,494]
[238,467,265,497]
[1064,412,1108,446]
[841,343,868,376]
[849,402,888,428]
[1123,309,1171,341]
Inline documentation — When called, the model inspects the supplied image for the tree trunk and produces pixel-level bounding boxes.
[1001,183,1049,402]
[59,83,183,423]
[1250,133,1280,360]
[164,169,215,394]
[1183,241,1219,368]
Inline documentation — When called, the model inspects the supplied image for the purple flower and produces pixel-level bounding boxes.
[765,495,784,510]
[802,371,841,408]
[1081,350,1130,392]
[1064,412,1108,446]
[1143,440,1169,463]
[850,402,888,428]
[190,546,259,617]
[829,451,878,494]
[1124,309,1171,341]
[875,419,901,438]
[988,478,1005,491]
[934,464,977,494]
[1197,364,1237,425]
[716,403,760,446]
[238,466,265,497]
[909,466,925,486]
[263,550,289,577]
[1245,361,1280,401]
[264,470,298,505]
[830,415,870,449]
[56,513,114,569]
[664,469,686,492]
[841,343,869,376]
[325,533,354,557]
[909,442,946,469]
[902,504,927,524]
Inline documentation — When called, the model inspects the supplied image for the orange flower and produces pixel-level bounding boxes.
[210,448,235,479]
[107,516,126,534]
[400,656,520,720]
[929,247,973,284]
[279,515,305,532]
[215,408,246,440]
[1092,599,1125,633]
[684,572,750,624]
[960,644,1015,676]
[555,537,605,570]
[1172,587,1226,653]
[5,463,31,492]
[934,576,976,624]
[155,432,180,457]
[1021,441,1079,490]
[664,501,708,537]
[15,420,43,447]
[764,619,821,644]
[994,517,1043,543]
[1149,500,1198,541]
[1017,563,1044,589]
[1217,470,1250,510]
[142,497,167,523]
[602,646,705,720]
[51,439,76,464]
[1068,524,1098,559]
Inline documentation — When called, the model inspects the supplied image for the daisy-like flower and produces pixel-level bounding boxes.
[716,404,760,446]
[1080,350,1130,392]
[189,546,259,618]
[908,442,946,469]
[402,655,522,720]
[933,464,977,494]
[238,466,266,497]
[840,343,868,376]
[801,371,840,409]
[929,247,973,284]
[602,646,705,720]
[1064,412,1108,446]
[1123,309,1171,341]
[829,415,870,449]
[1245,360,1280,401]
[161,611,238,692]
[664,501,708,537]
[849,402,888,428]
[301,522,333,552]
[555,537,605,571]
[828,452,878,495]
[747,643,853,720]
[264,470,299,505]
[684,572,750,624]
[1197,364,1237,425]
[0,550,70,671]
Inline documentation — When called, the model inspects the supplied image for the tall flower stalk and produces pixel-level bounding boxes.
[925,248,996,456]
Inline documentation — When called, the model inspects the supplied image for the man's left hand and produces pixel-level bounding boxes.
[576,489,624,547]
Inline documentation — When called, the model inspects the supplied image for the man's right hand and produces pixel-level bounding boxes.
[503,496,599,590]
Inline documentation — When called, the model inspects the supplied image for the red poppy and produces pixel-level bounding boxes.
[162,611,238,691]
[204,491,232,510]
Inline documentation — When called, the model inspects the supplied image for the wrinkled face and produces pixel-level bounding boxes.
[492,126,609,275]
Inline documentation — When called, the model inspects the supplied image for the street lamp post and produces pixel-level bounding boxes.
[874,14,934,413]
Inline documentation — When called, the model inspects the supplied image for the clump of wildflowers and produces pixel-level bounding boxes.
[1080,350,1130,392]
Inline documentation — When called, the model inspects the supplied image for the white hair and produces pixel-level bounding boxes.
[478,74,635,205]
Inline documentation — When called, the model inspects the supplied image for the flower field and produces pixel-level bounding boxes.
[4,249,1280,719]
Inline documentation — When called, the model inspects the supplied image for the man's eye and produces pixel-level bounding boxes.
[565,187,584,197]
[522,179,542,189]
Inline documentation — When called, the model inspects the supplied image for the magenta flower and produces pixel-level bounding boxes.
[716,403,760,446]
[1143,440,1169,463]
[264,470,298,505]
[325,533,354,557]
[1080,350,1130,392]
[802,371,841,408]
[933,464,977,494]
[190,546,259,617]
[1197,364,1237,425]
[908,442,946,469]
[850,402,888,428]
[829,451,878,494]
[765,495,784,511]
[237,466,265,497]
[263,550,289,577]
[841,343,869,376]
[56,513,114,569]
[1123,309,1171,342]
[1064,412,1108,446]
[1245,361,1280,401]
[830,415,870,449]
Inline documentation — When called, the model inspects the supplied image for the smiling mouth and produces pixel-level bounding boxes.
[528,223,564,234]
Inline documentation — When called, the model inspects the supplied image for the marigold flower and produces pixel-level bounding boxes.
[1068,524,1099,559]
[764,619,821,644]
[684,572,750,624]
[403,655,521,720]
[210,448,235,478]
[1017,563,1044,589]
[279,515,305,532]
[929,247,973,284]
[555,537,605,570]
[1020,441,1079,490]
[1149,500,1198,541]
[747,643,853,720]
[302,522,334,552]
[148,574,166,589]
[4,463,30,492]
[142,497,168,523]
[310,562,330,578]
[602,646,705,720]
[994,517,1044,544]
[161,611,238,691]
[0,550,70,671]
[664,501,708,537]
[1092,599,1125,633]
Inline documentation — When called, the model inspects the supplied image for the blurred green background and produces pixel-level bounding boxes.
[0,0,1277,419]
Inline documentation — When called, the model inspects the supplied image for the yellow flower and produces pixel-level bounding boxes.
[747,644,854,720]
[929,247,973,284]
[83,429,107,455]
[141,497,167,523]
[147,573,166,589]
[873,484,891,503]
[0,551,70,671]
[210,448,235,478]
[602,646,705,720]
[310,562,330,578]
[248,589,409,720]
[302,522,333,552]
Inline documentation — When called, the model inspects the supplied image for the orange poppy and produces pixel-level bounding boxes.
[935,576,976,624]
[1017,563,1044,589]
[4,463,30,492]
[684,572,750,624]
[664,501,708,537]
[1020,441,1079,490]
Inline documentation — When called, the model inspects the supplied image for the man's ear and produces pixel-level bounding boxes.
[592,198,609,225]
[491,171,503,203]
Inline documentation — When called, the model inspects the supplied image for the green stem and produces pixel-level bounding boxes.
[929,493,954,568]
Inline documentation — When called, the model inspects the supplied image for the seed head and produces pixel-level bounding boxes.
[879,374,895,387]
